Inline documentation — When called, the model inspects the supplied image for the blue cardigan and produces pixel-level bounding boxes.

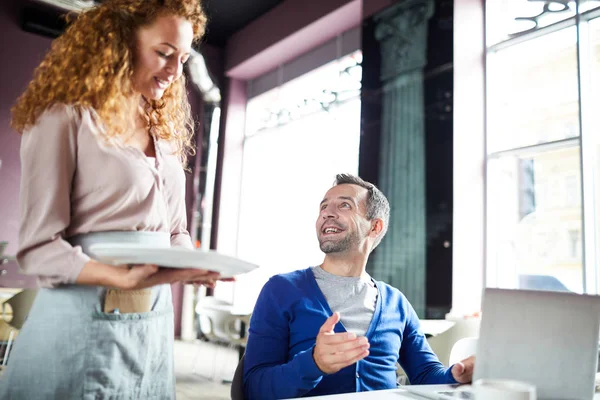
[243,268,456,399]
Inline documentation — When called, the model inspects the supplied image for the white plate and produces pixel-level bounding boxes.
[89,243,258,276]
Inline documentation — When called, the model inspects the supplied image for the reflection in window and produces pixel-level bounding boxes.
[565,175,578,206]
[487,147,583,293]
[518,159,536,219]
[568,229,581,259]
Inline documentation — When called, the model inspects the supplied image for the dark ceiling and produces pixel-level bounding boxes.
[202,0,284,47]
[18,0,284,48]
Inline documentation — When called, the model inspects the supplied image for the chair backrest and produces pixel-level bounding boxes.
[427,317,480,366]
[231,354,245,400]
[196,296,235,342]
[449,336,478,365]
[197,307,233,341]
[4,290,38,330]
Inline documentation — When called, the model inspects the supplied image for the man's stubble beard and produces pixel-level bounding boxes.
[319,230,360,254]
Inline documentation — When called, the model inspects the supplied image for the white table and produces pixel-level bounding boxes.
[301,386,438,399]
[419,320,455,337]
[302,385,600,399]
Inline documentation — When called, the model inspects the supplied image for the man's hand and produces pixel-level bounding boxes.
[451,355,475,383]
[313,312,370,375]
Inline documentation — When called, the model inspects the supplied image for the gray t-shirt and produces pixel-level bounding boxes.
[312,265,378,337]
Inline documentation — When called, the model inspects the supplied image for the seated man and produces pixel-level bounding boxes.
[243,174,474,399]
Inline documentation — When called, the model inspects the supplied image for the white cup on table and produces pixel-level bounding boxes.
[454,379,536,400]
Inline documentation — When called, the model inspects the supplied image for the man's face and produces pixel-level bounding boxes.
[316,184,372,254]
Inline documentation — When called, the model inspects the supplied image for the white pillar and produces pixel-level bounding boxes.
[451,0,485,316]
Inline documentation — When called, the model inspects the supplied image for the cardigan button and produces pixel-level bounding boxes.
[356,372,360,379]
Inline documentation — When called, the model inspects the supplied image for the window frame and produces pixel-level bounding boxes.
[484,2,600,295]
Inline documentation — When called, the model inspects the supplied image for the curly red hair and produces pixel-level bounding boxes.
[11,0,207,165]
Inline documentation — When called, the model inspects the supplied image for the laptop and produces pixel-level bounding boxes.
[404,288,600,400]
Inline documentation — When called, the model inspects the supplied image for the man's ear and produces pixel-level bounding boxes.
[370,218,384,238]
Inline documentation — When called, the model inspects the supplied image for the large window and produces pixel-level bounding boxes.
[231,52,362,308]
[486,1,600,294]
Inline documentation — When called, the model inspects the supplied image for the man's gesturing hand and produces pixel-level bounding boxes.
[313,312,370,374]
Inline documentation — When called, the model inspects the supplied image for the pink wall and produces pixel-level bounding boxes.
[213,79,247,255]
[363,0,396,19]
[223,0,404,81]
[225,0,361,80]
[0,2,53,256]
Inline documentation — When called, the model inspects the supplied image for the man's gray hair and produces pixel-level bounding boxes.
[334,173,390,250]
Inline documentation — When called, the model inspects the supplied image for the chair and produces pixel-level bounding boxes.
[0,289,38,367]
[448,336,478,365]
[194,297,235,379]
[196,297,235,343]
[194,296,251,381]
[225,313,250,361]
[2,289,38,330]
[231,354,245,400]
[427,316,480,366]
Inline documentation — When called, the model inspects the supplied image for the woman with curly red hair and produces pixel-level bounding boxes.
[1,0,222,397]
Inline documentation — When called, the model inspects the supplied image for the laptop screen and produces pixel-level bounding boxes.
[474,288,600,400]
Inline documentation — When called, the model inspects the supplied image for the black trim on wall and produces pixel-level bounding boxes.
[358,17,382,189]
[359,0,454,319]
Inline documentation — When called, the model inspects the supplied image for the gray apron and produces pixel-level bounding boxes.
[0,231,176,399]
